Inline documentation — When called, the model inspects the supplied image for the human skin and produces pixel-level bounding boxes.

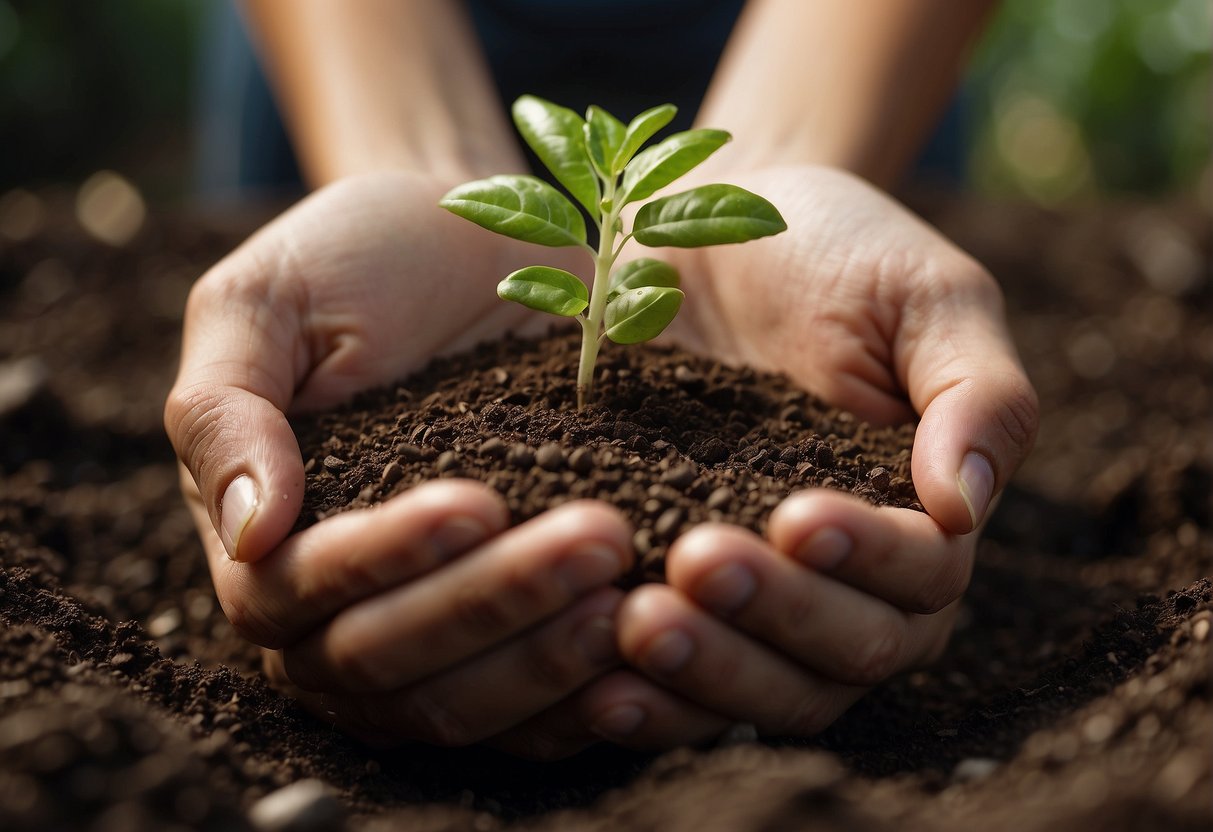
[165,168,1036,756]
[167,0,1030,755]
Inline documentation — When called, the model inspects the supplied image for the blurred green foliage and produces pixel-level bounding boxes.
[0,0,1206,200]
[968,0,1211,201]
[0,0,204,194]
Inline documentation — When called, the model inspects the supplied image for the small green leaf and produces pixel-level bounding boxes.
[512,95,600,216]
[440,175,587,247]
[620,129,731,204]
[604,286,684,344]
[611,104,677,174]
[585,106,626,179]
[608,257,681,298]
[497,266,588,316]
[633,184,787,248]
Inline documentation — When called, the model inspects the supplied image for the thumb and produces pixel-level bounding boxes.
[901,268,1039,535]
[165,251,306,562]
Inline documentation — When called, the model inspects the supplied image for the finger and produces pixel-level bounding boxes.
[282,501,633,692]
[766,489,973,614]
[666,523,945,686]
[897,262,1039,533]
[214,479,510,649]
[616,584,860,736]
[270,588,625,751]
[164,243,307,562]
[577,669,729,751]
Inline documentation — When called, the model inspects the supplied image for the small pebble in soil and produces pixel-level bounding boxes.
[478,436,507,458]
[536,443,565,471]
[379,461,404,486]
[661,463,697,490]
[568,446,593,474]
[248,779,345,832]
[953,757,1001,782]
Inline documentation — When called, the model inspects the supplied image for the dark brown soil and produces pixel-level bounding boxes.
[0,189,1209,831]
[293,330,919,584]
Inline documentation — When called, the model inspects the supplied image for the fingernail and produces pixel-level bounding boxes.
[695,563,756,616]
[555,544,622,595]
[575,615,618,665]
[794,527,852,570]
[220,475,258,561]
[429,515,491,561]
[957,452,995,530]
[641,629,693,675]
[591,704,645,739]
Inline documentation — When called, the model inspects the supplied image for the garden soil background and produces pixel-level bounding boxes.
[0,189,1208,831]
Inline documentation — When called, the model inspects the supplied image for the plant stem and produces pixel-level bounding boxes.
[576,185,619,410]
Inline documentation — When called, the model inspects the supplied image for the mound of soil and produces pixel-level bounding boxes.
[293,330,919,584]
[0,189,1208,831]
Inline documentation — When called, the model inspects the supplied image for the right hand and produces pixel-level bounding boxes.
[165,172,632,756]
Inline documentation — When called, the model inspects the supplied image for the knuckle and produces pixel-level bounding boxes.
[701,645,743,692]
[911,553,972,615]
[220,590,290,649]
[325,637,393,692]
[397,689,475,747]
[845,616,906,685]
[164,382,225,467]
[297,550,379,610]
[779,690,834,737]
[451,584,520,636]
[452,567,548,636]
[992,377,1040,460]
[522,632,586,692]
[781,585,817,633]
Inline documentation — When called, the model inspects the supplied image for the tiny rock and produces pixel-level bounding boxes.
[952,757,1000,782]
[379,461,404,487]
[660,464,697,490]
[568,446,593,475]
[654,507,684,540]
[322,455,347,473]
[478,436,507,458]
[695,437,730,465]
[706,486,733,511]
[673,364,702,386]
[506,444,535,468]
[436,451,460,473]
[1191,612,1211,643]
[397,442,425,461]
[867,466,891,490]
[248,779,346,832]
[536,443,565,471]
[0,356,48,419]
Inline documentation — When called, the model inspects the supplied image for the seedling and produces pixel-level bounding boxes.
[440,95,786,409]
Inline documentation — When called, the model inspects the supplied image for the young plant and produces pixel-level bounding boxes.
[440,95,786,410]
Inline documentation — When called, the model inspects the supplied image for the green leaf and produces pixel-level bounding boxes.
[440,175,587,247]
[604,286,684,344]
[497,266,588,316]
[611,104,677,173]
[633,184,787,248]
[620,129,730,204]
[608,257,681,299]
[585,106,626,179]
[511,95,600,216]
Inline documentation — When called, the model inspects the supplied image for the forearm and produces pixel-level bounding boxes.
[242,0,523,187]
[696,0,997,188]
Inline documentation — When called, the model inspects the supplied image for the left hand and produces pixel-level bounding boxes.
[490,166,1038,754]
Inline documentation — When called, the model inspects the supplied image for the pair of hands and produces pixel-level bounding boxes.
[165,166,1037,759]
